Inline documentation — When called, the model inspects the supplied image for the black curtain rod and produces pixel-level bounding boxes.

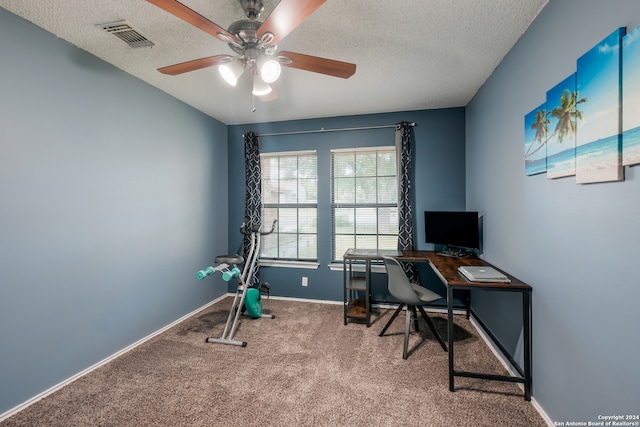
[256,122,416,137]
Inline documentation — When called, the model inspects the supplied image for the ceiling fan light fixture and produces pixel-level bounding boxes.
[219,58,245,86]
[259,58,281,83]
[252,74,272,96]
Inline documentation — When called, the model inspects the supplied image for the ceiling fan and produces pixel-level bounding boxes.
[147,0,357,100]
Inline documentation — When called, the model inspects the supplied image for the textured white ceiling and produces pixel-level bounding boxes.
[0,0,548,125]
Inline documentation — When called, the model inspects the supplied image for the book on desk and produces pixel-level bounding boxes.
[458,265,511,283]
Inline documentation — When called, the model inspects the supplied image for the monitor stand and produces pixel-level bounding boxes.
[437,246,472,258]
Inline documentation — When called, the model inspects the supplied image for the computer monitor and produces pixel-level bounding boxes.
[424,211,480,255]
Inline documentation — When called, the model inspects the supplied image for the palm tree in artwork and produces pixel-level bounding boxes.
[525,108,550,157]
[551,89,587,143]
[525,90,587,158]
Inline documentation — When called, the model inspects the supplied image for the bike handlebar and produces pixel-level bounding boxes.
[239,219,278,236]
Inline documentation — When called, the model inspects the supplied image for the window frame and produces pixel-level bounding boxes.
[330,146,399,262]
[259,150,318,263]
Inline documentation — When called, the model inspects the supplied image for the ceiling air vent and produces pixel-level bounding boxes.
[98,21,154,48]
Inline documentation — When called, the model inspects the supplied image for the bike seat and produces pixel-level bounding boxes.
[215,254,244,265]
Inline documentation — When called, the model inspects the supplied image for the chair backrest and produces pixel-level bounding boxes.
[382,256,423,305]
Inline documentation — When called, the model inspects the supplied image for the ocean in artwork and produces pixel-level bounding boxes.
[534,125,640,179]
[525,156,547,176]
[532,125,640,178]
[547,144,578,177]
[622,126,640,166]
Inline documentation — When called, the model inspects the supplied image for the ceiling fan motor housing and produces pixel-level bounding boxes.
[227,19,276,58]
[228,19,261,46]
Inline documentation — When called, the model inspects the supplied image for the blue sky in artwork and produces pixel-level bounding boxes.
[576,28,625,144]
[623,26,640,131]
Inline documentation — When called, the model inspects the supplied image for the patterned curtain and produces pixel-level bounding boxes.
[243,131,261,287]
[395,121,419,283]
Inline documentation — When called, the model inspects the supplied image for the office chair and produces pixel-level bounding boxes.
[379,256,448,359]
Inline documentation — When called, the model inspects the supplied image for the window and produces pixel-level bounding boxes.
[260,151,317,261]
[331,147,398,261]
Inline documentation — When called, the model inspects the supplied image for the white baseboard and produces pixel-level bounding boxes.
[0,295,228,422]
[468,315,553,427]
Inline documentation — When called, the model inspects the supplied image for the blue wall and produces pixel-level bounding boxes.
[228,109,466,302]
[0,8,229,414]
[466,0,640,422]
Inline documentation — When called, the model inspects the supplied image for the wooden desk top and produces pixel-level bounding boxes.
[399,250,531,290]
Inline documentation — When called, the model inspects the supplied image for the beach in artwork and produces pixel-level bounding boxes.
[575,134,623,179]
[570,127,640,182]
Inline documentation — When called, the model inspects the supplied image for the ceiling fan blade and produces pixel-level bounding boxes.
[257,0,327,45]
[277,51,356,79]
[147,0,239,44]
[158,55,234,75]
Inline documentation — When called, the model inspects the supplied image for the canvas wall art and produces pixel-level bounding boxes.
[575,28,625,184]
[524,103,548,176]
[622,26,640,167]
[546,74,580,179]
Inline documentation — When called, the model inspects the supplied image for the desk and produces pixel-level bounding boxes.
[398,251,532,401]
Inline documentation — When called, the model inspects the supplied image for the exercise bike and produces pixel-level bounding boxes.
[196,220,277,347]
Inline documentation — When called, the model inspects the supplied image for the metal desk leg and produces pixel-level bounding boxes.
[465,290,471,319]
[343,261,347,325]
[523,289,532,401]
[448,285,455,392]
[365,259,371,327]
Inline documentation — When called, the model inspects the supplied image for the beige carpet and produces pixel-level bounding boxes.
[1,298,546,426]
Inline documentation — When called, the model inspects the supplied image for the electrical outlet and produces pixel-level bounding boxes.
[302,276,308,287]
